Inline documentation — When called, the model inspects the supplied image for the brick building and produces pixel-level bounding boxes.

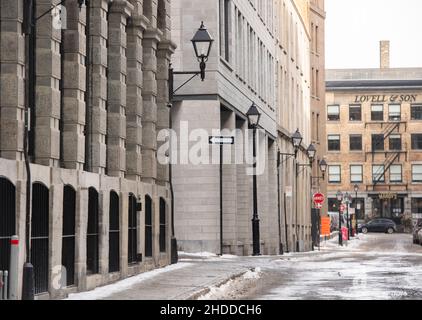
[325,41,422,229]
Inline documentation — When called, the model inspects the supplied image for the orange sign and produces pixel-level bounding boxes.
[321,216,331,236]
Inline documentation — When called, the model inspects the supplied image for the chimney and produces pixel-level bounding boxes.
[380,40,390,69]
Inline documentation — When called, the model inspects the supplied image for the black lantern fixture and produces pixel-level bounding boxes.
[292,129,303,157]
[191,21,214,81]
[319,159,327,178]
[246,102,261,128]
[307,144,317,163]
[247,102,262,256]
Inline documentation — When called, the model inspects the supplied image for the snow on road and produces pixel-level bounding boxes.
[243,234,422,300]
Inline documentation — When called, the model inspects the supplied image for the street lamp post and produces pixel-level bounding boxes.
[291,129,303,252]
[354,184,359,235]
[247,103,262,256]
[168,22,214,263]
[344,192,351,240]
[337,190,343,246]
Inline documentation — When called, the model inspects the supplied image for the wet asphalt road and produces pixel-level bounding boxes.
[241,233,422,300]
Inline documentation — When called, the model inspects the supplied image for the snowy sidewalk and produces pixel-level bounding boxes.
[65,252,256,300]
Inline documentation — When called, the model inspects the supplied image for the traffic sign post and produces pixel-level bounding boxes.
[209,136,235,256]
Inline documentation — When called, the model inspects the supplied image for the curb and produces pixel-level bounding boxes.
[186,270,251,300]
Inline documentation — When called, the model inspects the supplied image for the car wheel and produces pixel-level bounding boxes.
[387,228,394,234]
[362,227,368,234]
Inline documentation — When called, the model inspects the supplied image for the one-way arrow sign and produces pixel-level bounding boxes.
[209,136,235,145]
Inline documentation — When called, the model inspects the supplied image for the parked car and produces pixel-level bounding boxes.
[358,219,397,234]
[413,221,422,244]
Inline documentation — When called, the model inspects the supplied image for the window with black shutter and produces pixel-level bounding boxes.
[31,183,49,294]
[87,187,99,274]
[109,191,120,273]
[62,185,76,287]
[128,194,138,264]
[145,195,153,258]
[159,198,166,253]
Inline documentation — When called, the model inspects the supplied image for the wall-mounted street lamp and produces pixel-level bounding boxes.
[168,22,214,264]
[169,22,214,100]
[246,102,262,256]
[336,190,344,246]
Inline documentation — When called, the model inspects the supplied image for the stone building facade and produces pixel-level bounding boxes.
[170,0,319,255]
[0,0,175,299]
[325,42,422,229]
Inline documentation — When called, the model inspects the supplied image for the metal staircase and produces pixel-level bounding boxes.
[366,119,408,191]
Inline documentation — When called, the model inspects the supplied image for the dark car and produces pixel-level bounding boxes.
[358,219,397,234]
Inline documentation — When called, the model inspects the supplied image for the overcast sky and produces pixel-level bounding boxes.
[326,0,422,69]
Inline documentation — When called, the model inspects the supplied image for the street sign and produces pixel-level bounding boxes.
[313,193,325,205]
[209,136,235,145]
[315,203,322,209]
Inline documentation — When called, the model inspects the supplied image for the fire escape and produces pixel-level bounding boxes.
[365,119,408,192]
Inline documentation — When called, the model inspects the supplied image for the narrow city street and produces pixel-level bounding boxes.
[235,234,422,300]
[66,233,422,300]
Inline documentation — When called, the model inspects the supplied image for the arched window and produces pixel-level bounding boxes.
[145,195,153,258]
[109,191,120,273]
[0,178,16,273]
[62,185,76,287]
[31,182,49,294]
[159,198,166,253]
[87,187,99,274]
[128,193,138,264]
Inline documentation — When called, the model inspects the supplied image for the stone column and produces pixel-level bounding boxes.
[85,0,108,174]
[156,40,175,186]
[0,0,26,161]
[106,0,133,178]
[34,0,61,167]
[125,12,148,181]
[75,186,88,291]
[141,28,161,183]
[61,2,87,170]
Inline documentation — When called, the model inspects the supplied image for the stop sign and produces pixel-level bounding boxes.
[313,193,325,205]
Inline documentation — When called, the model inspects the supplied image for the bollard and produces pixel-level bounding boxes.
[0,271,3,300]
[9,236,19,300]
[3,271,8,300]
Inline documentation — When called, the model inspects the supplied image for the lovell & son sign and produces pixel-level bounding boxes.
[354,94,418,103]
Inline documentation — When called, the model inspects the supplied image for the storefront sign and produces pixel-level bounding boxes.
[379,193,398,200]
[354,94,417,103]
